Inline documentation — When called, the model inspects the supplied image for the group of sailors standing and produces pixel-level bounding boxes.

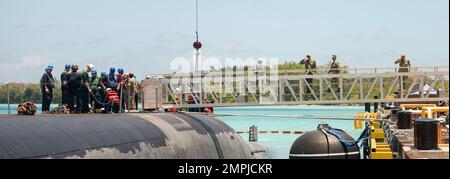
[40,64,140,114]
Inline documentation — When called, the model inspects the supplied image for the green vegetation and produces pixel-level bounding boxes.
[0,83,62,104]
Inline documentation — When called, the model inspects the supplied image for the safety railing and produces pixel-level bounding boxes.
[141,66,449,109]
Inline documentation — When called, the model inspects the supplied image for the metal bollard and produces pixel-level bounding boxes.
[365,103,371,113]
[249,125,258,142]
[6,82,10,115]
[373,96,379,112]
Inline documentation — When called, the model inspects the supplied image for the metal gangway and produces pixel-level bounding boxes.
[141,66,449,109]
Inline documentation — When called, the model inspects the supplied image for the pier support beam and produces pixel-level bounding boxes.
[365,103,371,113]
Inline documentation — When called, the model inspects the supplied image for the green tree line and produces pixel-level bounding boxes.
[0,83,62,104]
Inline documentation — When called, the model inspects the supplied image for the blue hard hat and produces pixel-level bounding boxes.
[65,64,71,69]
[118,67,124,74]
[101,72,107,77]
[91,69,97,74]
[47,64,54,70]
[110,67,116,74]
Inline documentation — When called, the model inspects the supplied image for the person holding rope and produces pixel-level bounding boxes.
[89,69,101,112]
[98,72,108,104]
[99,68,120,112]
[80,64,95,113]
[60,64,71,107]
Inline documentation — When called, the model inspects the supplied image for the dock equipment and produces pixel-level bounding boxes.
[237,130,305,135]
[397,111,413,129]
[0,113,253,159]
[354,112,376,129]
[290,124,360,159]
[421,107,449,118]
[249,125,258,142]
[414,119,440,150]
[370,121,394,159]
[142,66,448,110]
[400,104,436,110]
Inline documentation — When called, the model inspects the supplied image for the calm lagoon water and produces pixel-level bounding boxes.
[214,106,365,159]
[0,104,366,159]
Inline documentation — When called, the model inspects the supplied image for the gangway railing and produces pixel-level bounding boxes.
[141,66,449,109]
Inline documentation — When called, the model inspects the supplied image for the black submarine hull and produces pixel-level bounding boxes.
[0,113,253,159]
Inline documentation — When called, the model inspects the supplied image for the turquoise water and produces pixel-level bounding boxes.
[0,104,143,114]
[214,106,366,159]
[0,104,59,114]
[0,104,366,159]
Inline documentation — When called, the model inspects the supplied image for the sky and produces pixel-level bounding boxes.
[0,0,449,83]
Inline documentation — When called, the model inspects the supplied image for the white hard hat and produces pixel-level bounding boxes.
[88,64,95,69]
[106,88,112,91]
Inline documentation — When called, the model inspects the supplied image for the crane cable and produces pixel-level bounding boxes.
[195,0,199,41]
[194,0,200,72]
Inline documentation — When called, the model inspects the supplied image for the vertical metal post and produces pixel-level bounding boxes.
[299,79,303,101]
[7,82,11,115]
[400,75,404,99]
[179,76,183,106]
[339,77,343,101]
[319,78,323,101]
[365,103,371,113]
[155,87,159,110]
[420,77,424,99]
[249,125,258,142]
[279,73,286,102]
[140,83,144,112]
[256,71,260,103]
[119,83,123,113]
[244,66,249,103]
[374,96,379,112]
[440,76,447,96]
[380,78,384,99]
[199,72,203,104]
[360,78,364,100]
[127,82,130,111]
